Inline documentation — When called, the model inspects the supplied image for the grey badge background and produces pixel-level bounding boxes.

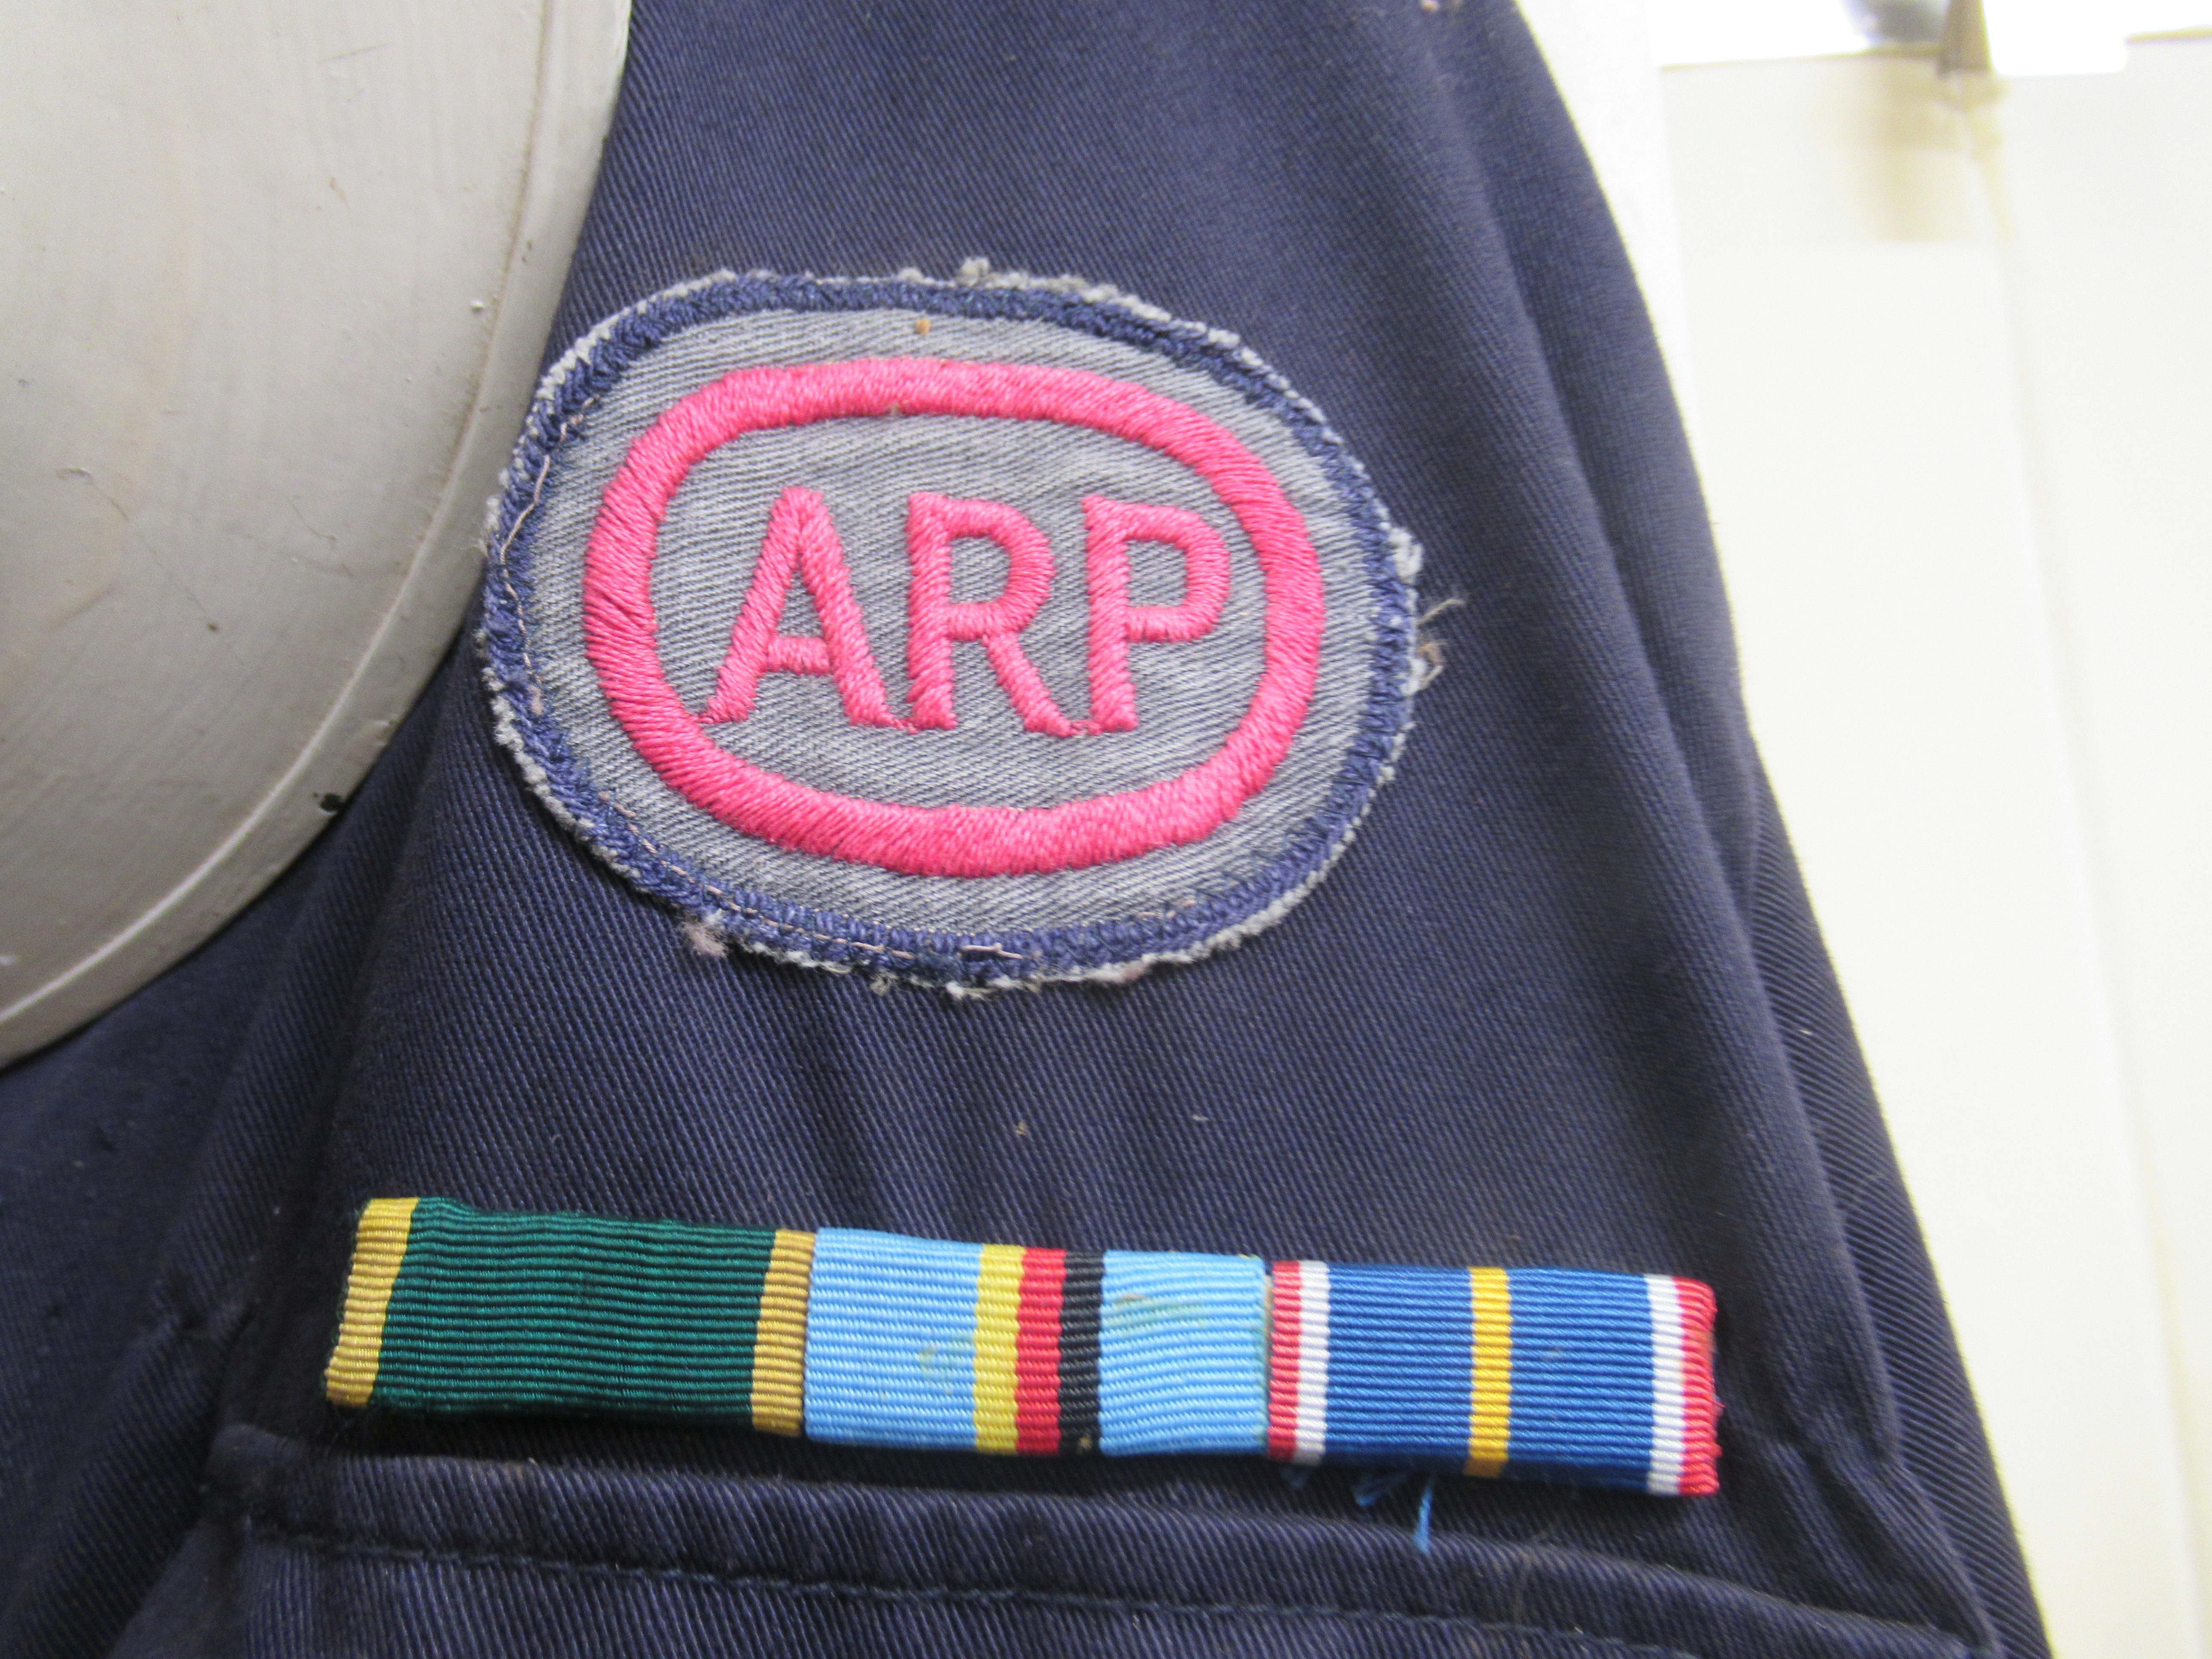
[524,309,1380,936]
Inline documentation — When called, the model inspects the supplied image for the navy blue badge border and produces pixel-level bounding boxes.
[480,271,1420,989]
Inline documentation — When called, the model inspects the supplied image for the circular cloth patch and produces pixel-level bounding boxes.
[480,270,1423,990]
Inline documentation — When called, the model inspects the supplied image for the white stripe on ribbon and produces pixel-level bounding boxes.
[1644,1273,1687,1497]
[1294,1259,1330,1466]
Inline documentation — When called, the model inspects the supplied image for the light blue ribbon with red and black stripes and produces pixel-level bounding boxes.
[801,1230,1269,1458]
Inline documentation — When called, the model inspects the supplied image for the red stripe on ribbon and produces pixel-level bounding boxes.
[1674,1277,1723,1497]
[1014,1248,1067,1455]
[1266,1260,1301,1462]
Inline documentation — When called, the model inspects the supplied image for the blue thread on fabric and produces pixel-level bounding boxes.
[1504,1269,1656,1493]
[802,1229,981,1451]
[1094,1250,1268,1455]
[1351,1467,1413,1508]
[477,271,1421,989]
[1348,1466,1435,1552]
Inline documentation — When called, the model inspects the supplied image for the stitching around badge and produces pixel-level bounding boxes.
[477,267,1426,991]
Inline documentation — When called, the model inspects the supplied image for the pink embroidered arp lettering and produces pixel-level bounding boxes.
[701,490,1233,741]
[699,486,901,729]
[1083,497,1232,735]
[902,492,1076,737]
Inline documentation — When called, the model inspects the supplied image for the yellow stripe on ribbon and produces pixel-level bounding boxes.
[323,1197,420,1409]
[1465,1265,1513,1478]
[750,1228,814,1436]
[972,1243,1027,1454]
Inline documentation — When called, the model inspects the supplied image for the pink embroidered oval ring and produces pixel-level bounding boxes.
[482,271,1424,989]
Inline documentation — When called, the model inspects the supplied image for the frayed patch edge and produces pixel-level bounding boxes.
[476,265,1429,994]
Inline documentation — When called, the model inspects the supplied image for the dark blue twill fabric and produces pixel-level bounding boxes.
[0,1,2047,1655]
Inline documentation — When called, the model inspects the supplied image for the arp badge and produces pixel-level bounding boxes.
[482,270,1423,990]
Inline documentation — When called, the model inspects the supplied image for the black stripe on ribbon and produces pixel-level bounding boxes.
[1058,1251,1103,1455]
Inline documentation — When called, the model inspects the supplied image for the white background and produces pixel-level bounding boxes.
[1521,4,2212,1654]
